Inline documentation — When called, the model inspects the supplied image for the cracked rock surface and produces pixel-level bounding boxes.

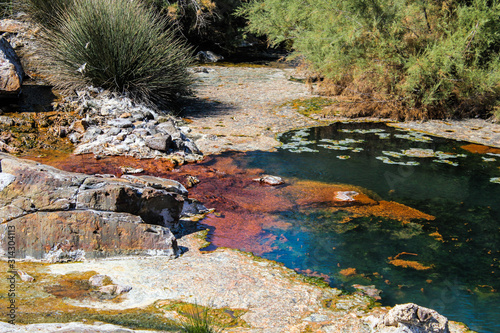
[0,153,188,261]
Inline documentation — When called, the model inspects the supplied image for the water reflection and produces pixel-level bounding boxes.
[236,122,499,333]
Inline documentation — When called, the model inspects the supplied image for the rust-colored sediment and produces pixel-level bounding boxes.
[339,268,358,277]
[28,152,435,256]
[388,252,433,271]
[461,144,500,155]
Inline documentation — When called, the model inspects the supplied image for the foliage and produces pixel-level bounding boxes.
[237,0,500,119]
[39,0,194,107]
[144,0,249,55]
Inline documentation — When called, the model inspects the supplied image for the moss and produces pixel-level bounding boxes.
[279,97,336,117]
[293,273,330,289]
[195,229,212,250]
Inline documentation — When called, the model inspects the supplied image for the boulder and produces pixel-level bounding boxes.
[0,153,185,261]
[196,50,224,63]
[0,37,23,96]
[375,303,450,333]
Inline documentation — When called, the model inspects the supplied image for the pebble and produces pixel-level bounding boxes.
[253,175,285,186]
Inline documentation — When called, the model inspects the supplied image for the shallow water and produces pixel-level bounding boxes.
[226,122,499,333]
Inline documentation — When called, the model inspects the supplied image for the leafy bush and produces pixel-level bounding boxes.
[238,0,500,119]
[39,0,194,107]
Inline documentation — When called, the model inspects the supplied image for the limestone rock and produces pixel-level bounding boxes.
[375,303,450,333]
[0,153,185,261]
[0,210,180,261]
[107,118,133,128]
[0,37,23,96]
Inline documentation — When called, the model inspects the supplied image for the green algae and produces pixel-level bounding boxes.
[280,97,336,117]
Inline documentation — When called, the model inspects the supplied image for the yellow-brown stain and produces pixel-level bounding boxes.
[461,144,500,155]
[388,252,433,271]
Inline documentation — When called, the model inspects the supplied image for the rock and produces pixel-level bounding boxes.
[181,198,210,217]
[89,274,111,287]
[145,134,172,152]
[119,166,143,174]
[0,154,185,260]
[17,270,34,282]
[98,284,132,296]
[0,37,23,96]
[253,174,285,186]
[185,175,200,188]
[375,303,450,333]
[196,50,224,63]
[121,175,188,196]
[0,115,14,126]
[183,139,202,155]
[0,210,180,261]
[0,173,15,191]
[70,119,89,134]
[107,118,134,128]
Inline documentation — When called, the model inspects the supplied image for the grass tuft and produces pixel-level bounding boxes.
[36,0,194,108]
[177,302,225,333]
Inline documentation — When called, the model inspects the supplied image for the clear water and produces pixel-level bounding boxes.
[231,122,499,333]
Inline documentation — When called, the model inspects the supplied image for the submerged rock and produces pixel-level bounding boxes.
[0,153,186,261]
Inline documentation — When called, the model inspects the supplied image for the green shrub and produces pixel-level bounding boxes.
[237,0,500,119]
[40,0,194,107]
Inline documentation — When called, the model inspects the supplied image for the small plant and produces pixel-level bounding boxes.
[177,303,224,333]
[38,0,194,107]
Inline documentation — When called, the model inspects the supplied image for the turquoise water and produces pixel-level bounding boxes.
[232,123,499,333]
